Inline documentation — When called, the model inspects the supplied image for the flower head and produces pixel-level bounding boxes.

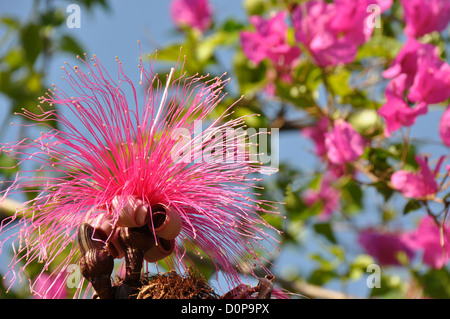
[0,49,281,297]
[358,228,415,266]
[240,11,300,66]
[407,54,450,105]
[170,0,213,32]
[324,120,365,165]
[302,117,330,157]
[378,75,428,137]
[405,216,450,269]
[439,105,450,147]
[401,0,450,38]
[330,0,391,45]
[292,0,357,67]
[391,156,443,199]
[382,37,439,89]
[291,0,390,67]
[240,11,300,96]
[303,174,340,220]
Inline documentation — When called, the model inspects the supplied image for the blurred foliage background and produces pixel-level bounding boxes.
[1,0,450,299]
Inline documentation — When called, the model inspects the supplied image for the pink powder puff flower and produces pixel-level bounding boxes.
[33,274,68,299]
[302,117,330,157]
[324,120,365,165]
[404,215,450,269]
[240,11,300,67]
[0,49,282,298]
[439,105,450,147]
[170,0,213,32]
[400,0,450,38]
[303,174,340,220]
[358,228,415,266]
[391,156,443,199]
[407,54,450,105]
[378,74,428,137]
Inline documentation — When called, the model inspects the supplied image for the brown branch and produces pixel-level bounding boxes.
[291,280,360,299]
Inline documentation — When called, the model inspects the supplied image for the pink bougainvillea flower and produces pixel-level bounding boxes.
[378,75,428,137]
[170,0,213,32]
[378,96,428,137]
[358,228,415,266]
[400,0,450,38]
[33,274,68,299]
[382,37,439,89]
[405,216,450,269]
[391,156,443,199]
[240,11,300,66]
[0,50,282,298]
[292,0,357,67]
[439,105,450,147]
[302,117,330,157]
[376,0,394,11]
[407,54,450,105]
[381,38,450,107]
[303,174,340,220]
[292,0,391,67]
[380,39,446,137]
[324,120,365,165]
[240,11,300,96]
[330,0,392,45]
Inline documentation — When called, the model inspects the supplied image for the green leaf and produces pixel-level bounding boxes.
[356,35,402,61]
[387,143,419,170]
[243,0,265,16]
[0,153,19,177]
[77,0,110,10]
[0,16,20,29]
[348,109,382,135]
[415,268,450,299]
[327,68,352,97]
[219,18,244,33]
[375,182,394,202]
[347,254,376,281]
[285,184,304,216]
[369,274,406,298]
[313,222,337,244]
[309,253,337,272]
[233,50,267,97]
[403,199,422,215]
[20,23,43,66]
[308,269,337,286]
[196,31,231,64]
[154,44,184,62]
[40,9,65,26]
[59,34,85,57]
[275,80,315,108]
[4,48,25,70]
[341,179,363,214]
